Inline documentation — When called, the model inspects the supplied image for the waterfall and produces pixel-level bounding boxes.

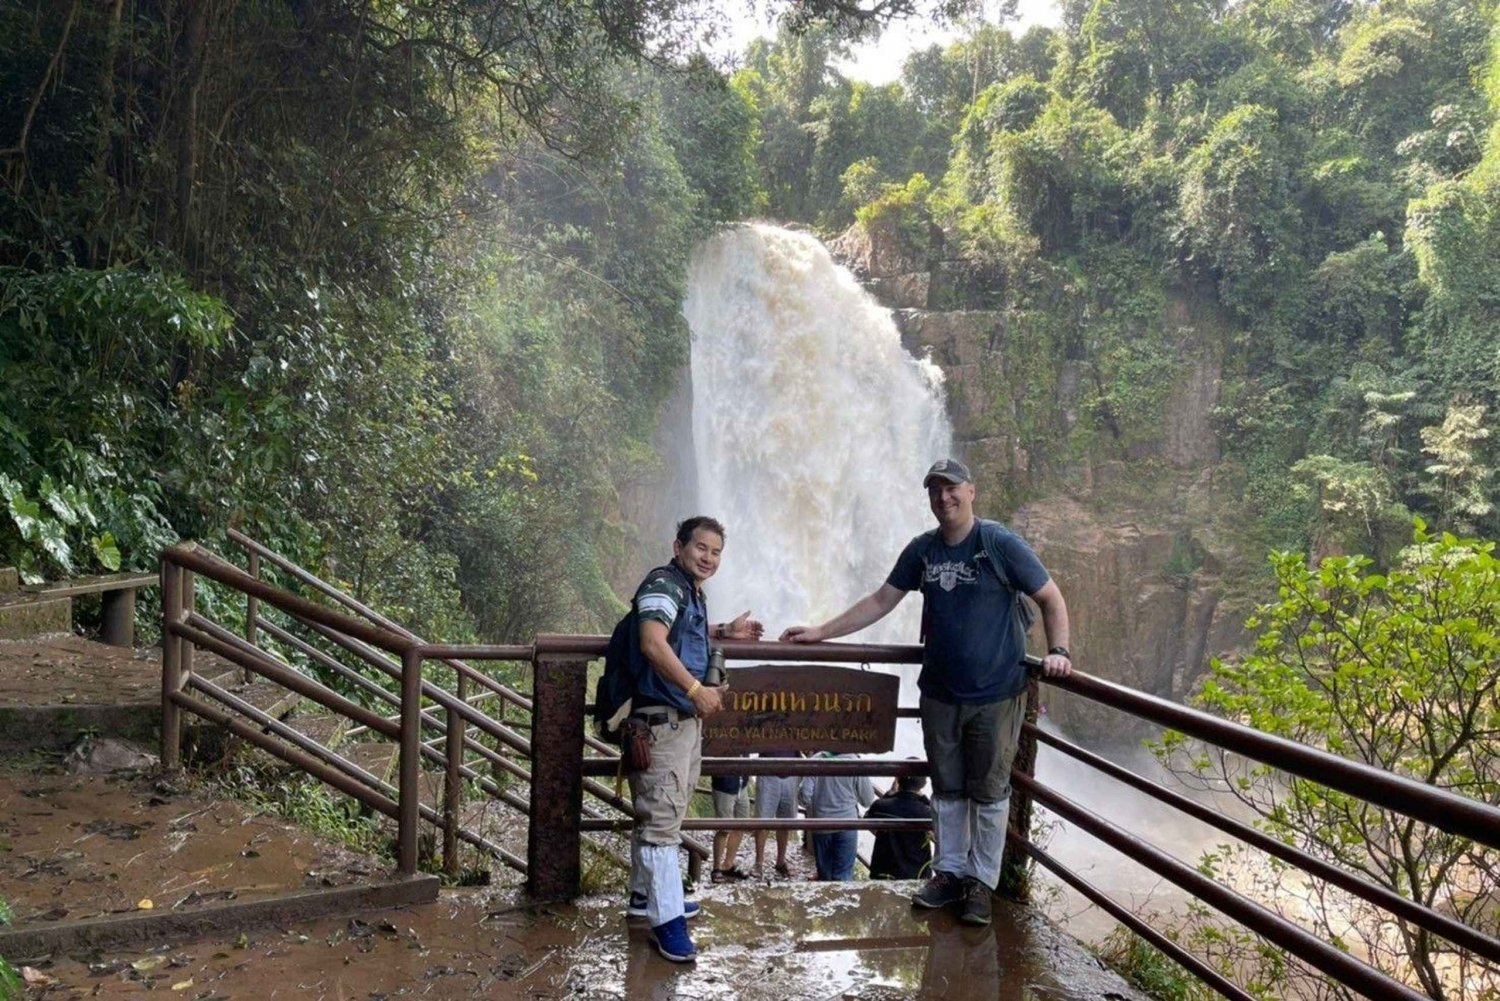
[683,224,951,644]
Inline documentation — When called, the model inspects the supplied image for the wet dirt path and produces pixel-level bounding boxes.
[1,770,381,927]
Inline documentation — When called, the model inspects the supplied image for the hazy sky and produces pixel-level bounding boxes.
[714,0,1062,84]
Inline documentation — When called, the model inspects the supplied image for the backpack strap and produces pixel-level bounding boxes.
[917,528,940,644]
[977,518,1038,636]
[975,519,1018,594]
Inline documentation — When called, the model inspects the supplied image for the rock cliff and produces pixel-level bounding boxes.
[834,223,1250,738]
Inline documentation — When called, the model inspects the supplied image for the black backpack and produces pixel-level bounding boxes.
[592,563,692,743]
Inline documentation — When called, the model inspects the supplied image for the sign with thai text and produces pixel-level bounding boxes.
[701,664,899,755]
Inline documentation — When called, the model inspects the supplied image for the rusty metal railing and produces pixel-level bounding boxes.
[161,541,1500,998]
[227,530,713,875]
[526,635,1500,1000]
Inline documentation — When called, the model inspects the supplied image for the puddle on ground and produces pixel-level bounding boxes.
[29,882,1146,1000]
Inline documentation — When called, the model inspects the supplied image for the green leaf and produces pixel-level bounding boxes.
[8,492,43,542]
[40,475,78,526]
[36,519,73,574]
[92,532,121,572]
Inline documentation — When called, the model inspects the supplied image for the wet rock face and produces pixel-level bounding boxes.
[1011,499,1245,737]
[828,223,927,280]
[836,245,1242,733]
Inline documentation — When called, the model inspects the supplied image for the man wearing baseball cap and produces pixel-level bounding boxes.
[780,457,1073,926]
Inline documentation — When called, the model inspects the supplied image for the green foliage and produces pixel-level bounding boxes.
[0,2,761,645]
[854,173,936,255]
[736,0,1500,548]
[987,96,1128,253]
[1163,523,1500,997]
[1418,404,1495,532]
[1097,926,1216,1000]
[1178,104,1298,314]
[1289,453,1408,555]
[0,472,120,582]
[0,897,16,1001]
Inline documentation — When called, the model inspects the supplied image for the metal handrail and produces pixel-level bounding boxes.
[229,528,535,715]
[1015,771,1427,1000]
[231,530,652,824]
[1013,834,1255,1001]
[1031,723,1500,964]
[162,543,1500,1000]
[161,540,700,879]
[1051,671,1500,851]
[170,542,412,653]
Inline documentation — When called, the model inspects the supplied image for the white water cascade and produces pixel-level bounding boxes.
[679,224,1228,946]
[683,224,951,644]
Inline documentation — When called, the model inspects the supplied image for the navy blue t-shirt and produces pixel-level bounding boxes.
[886,521,1049,704]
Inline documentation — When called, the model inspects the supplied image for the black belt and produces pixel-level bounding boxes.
[632,707,693,725]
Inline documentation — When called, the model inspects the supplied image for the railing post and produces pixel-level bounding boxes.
[245,550,260,683]
[100,587,136,647]
[398,645,423,875]
[1000,673,1041,900]
[160,558,185,771]
[527,655,587,901]
[443,671,466,877]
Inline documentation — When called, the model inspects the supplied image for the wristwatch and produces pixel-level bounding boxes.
[1048,646,1071,660]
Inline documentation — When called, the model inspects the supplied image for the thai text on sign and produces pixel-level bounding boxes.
[701,664,898,755]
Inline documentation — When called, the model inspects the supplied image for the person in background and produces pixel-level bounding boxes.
[866,773,934,880]
[625,516,763,963]
[753,750,800,879]
[781,457,1074,926]
[799,753,876,881]
[711,773,753,882]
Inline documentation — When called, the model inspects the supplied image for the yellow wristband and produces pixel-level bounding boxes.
[686,681,702,700]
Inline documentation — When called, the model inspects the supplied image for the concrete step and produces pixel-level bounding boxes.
[343,739,398,785]
[205,671,302,722]
[0,566,17,595]
[287,712,348,750]
[0,592,72,640]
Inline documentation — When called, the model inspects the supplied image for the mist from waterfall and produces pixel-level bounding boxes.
[683,224,951,643]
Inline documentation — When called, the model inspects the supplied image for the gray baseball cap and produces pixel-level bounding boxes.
[923,458,972,488]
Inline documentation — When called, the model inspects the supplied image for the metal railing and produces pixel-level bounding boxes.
[224,531,713,876]
[160,541,1500,1000]
[534,636,1500,1000]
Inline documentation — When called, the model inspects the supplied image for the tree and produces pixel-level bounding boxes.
[1163,523,1500,999]
[1419,404,1495,535]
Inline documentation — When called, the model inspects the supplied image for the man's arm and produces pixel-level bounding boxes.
[779,583,906,643]
[1030,578,1073,679]
[640,619,724,715]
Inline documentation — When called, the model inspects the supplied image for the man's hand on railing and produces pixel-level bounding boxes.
[691,683,727,717]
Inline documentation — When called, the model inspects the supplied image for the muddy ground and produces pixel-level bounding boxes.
[3,765,1146,1000]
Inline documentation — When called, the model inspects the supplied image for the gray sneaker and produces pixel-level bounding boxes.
[912,871,965,909]
[960,877,993,926]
